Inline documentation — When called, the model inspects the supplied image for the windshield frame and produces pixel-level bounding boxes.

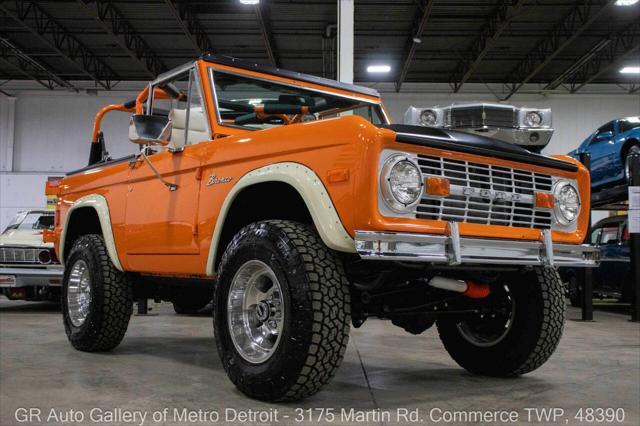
[205,65,389,134]
[3,211,54,234]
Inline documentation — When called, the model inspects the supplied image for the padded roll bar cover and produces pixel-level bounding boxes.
[263,104,304,115]
[218,100,255,113]
[123,99,137,109]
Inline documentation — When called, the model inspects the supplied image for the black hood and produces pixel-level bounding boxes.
[379,124,577,172]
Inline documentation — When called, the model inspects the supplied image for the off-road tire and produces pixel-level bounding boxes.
[214,220,351,402]
[172,291,211,314]
[437,267,565,376]
[62,234,133,352]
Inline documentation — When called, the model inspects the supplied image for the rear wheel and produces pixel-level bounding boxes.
[62,234,132,352]
[214,220,351,401]
[437,267,564,376]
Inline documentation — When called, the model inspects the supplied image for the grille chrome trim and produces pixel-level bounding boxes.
[448,105,517,128]
[0,247,43,264]
[416,154,553,230]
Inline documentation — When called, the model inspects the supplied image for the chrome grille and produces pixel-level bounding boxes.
[416,155,553,230]
[449,106,516,128]
[0,247,40,264]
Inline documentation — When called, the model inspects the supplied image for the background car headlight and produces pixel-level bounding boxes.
[525,111,543,127]
[381,156,423,211]
[553,181,580,225]
[419,109,437,126]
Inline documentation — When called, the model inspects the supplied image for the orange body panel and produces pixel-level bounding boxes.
[52,60,590,277]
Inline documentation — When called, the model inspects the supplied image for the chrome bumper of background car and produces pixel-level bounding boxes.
[0,266,64,288]
[464,127,553,148]
[355,225,599,267]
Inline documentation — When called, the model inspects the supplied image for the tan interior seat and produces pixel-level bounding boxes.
[169,108,210,149]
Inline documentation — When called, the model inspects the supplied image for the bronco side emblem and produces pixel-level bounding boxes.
[206,175,233,186]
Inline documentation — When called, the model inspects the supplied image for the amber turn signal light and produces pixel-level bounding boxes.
[535,192,555,209]
[425,177,450,196]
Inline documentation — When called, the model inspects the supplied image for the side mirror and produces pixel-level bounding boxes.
[128,114,171,146]
[595,130,613,141]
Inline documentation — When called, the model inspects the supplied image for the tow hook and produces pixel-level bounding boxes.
[427,276,490,299]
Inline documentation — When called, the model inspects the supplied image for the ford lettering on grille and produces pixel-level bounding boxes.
[416,154,553,230]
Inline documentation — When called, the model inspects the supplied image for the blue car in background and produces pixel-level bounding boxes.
[569,116,640,190]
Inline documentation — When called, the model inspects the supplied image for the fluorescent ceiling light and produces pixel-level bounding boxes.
[239,0,259,5]
[620,66,640,74]
[367,64,391,73]
[615,0,638,5]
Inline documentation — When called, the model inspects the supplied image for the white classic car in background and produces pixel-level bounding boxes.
[404,102,553,152]
[0,210,63,301]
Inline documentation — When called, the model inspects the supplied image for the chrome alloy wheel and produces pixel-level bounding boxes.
[457,284,515,347]
[67,259,92,327]
[227,260,284,364]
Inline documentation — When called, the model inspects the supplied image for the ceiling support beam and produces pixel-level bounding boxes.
[162,0,213,55]
[338,0,354,84]
[75,0,166,78]
[0,36,76,90]
[502,0,617,100]
[254,2,278,67]
[396,0,435,92]
[564,21,640,93]
[0,0,117,89]
[449,0,526,93]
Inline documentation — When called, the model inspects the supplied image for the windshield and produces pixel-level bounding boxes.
[210,70,386,130]
[3,212,54,234]
[620,117,640,133]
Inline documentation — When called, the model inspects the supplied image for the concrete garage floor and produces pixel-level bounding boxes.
[1,299,638,426]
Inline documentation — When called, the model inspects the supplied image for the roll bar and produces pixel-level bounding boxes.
[88,85,183,165]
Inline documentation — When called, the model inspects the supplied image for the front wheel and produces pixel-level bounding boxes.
[437,267,565,376]
[214,220,351,402]
[625,145,640,183]
[62,234,133,352]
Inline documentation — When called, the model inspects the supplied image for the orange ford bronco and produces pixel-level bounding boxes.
[46,55,598,402]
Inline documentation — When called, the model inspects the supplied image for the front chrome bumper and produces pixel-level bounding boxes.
[355,225,598,267]
[0,266,64,288]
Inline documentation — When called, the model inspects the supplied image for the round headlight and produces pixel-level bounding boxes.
[553,181,580,225]
[38,249,51,264]
[381,156,423,211]
[419,109,437,126]
[525,111,543,127]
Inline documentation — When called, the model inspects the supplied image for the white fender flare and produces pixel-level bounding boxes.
[206,162,355,276]
[59,194,123,271]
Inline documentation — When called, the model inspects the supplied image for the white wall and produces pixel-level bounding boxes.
[12,91,138,172]
[0,173,63,231]
[1,92,138,230]
[1,86,638,230]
